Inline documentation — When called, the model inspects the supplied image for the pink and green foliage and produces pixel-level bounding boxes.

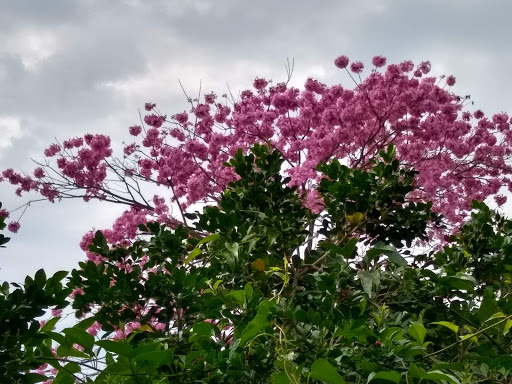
[4,146,512,383]
[2,56,512,245]
[2,55,512,383]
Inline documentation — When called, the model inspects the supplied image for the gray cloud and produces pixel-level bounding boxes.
[1,0,512,282]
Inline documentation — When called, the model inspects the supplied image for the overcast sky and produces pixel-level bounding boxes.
[1,0,512,283]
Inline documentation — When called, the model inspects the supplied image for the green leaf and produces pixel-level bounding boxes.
[52,371,75,384]
[45,331,68,346]
[423,370,460,384]
[408,363,426,379]
[478,289,498,322]
[310,358,346,384]
[186,233,221,264]
[228,290,246,306]
[213,279,223,290]
[40,317,60,332]
[408,323,427,344]
[358,270,378,296]
[62,362,80,374]
[57,345,91,359]
[272,371,292,384]
[225,242,239,258]
[268,228,280,247]
[191,321,213,339]
[387,252,407,267]
[368,371,402,383]
[34,268,47,288]
[20,373,48,383]
[134,349,174,366]
[74,316,97,330]
[258,300,274,316]
[96,340,133,357]
[197,233,220,246]
[244,282,253,301]
[447,273,476,291]
[491,355,512,370]
[240,314,269,344]
[366,242,406,266]
[431,321,459,334]
[62,327,94,350]
[340,238,358,258]
[379,327,403,342]
[51,270,68,282]
[185,247,202,264]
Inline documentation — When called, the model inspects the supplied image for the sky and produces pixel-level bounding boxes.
[1,0,512,283]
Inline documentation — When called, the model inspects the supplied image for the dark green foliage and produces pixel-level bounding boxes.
[317,144,444,249]
[0,270,70,383]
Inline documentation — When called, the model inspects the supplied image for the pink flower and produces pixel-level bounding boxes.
[7,221,20,233]
[63,137,83,149]
[34,167,45,178]
[51,308,63,317]
[446,75,456,86]
[334,55,349,69]
[400,60,414,72]
[474,110,484,119]
[124,143,137,156]
[494,194,507,206]
[304,189,324,214]
[40,183,59,202]
[0,209,9,218]
[372,55,387,67]
[253,77,269,90]
[44,144,61,157]
[87,321,102,336]
[142,128,160,147]
[145,102,156,111]
[350,61,364,74]
[418,60,431,74]
[204,92,217,104]
[129,125,142,136]
[70,288,85,298]
[194,104,210,119]
[174,112,188,125]
[144,114,165,128]
[185,140,208,160]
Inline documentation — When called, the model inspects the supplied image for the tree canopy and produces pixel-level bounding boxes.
[2,56,512,383]
[2,144,512,383]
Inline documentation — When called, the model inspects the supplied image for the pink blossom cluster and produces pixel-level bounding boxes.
[2,55,512,241]
[87,320,102,336]
[3,134,113,209]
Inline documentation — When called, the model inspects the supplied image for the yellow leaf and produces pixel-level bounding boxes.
[347,212,364,224]
[504,319,512,335]
[251,258,266,272]
[353,212,364,223]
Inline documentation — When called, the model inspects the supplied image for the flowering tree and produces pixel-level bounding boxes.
[2,56,512,252]
[2,55,512,382]
[4,146,512,383]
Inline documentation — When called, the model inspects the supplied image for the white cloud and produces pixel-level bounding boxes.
[4,29,59,71]
[98,57,277,106]
[0,116,23,150]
